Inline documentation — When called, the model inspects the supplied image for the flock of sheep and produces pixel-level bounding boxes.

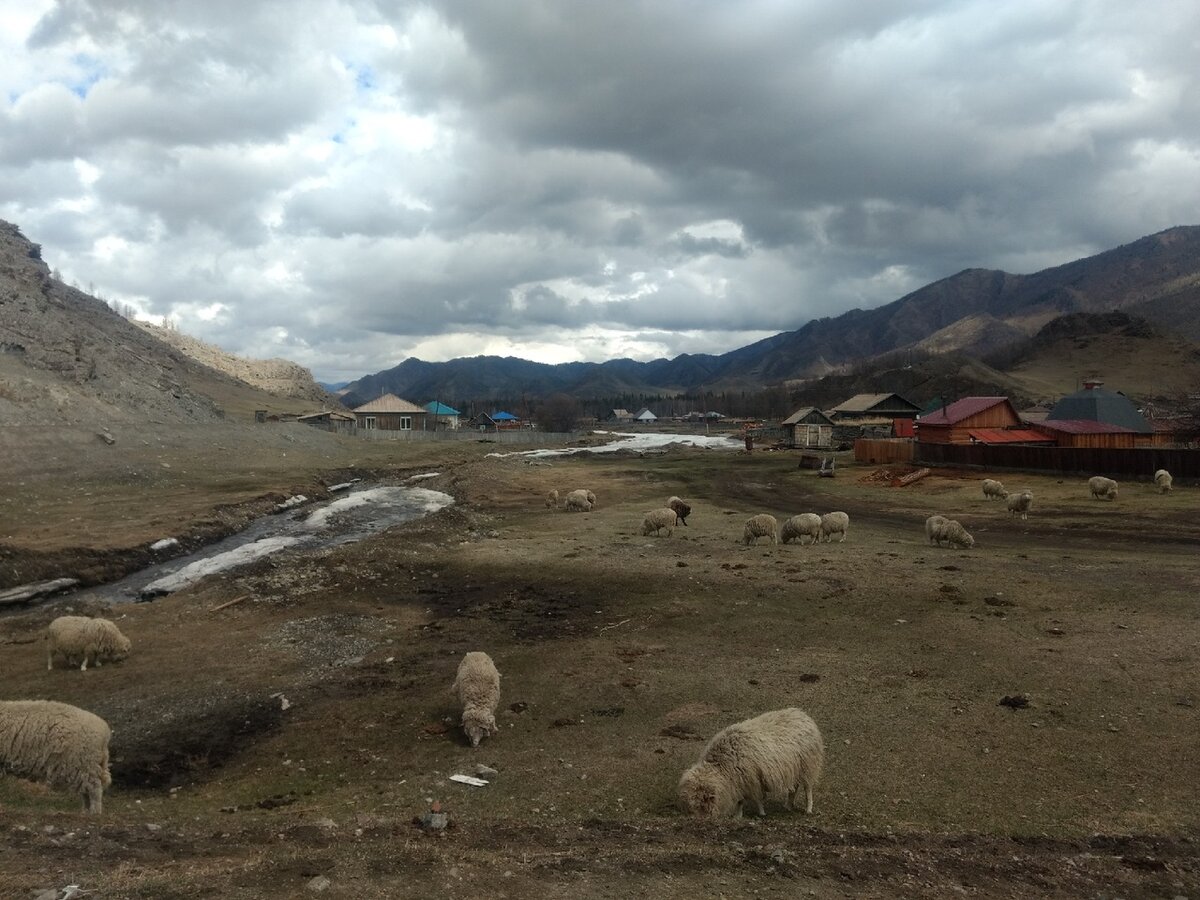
[0,615,130,814]
[0,465,1180,820]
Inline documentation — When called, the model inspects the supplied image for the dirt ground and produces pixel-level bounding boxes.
[1,431,1199,898]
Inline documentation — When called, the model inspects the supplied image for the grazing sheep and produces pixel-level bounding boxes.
[581,489,597,508]
[678,708,824,819]
[0,700,112,813]
[819,511,850,543]
[931,518,975,548]
[1088,476,1119,501]
[925,514,948,545]
[1006,490,1034,520]
[545,489,559,509]
[564,489,593,512]
[667,496,692,526]
[1154,469,1173,494]
[981,479,1008,500]
[453,652,501,748]
[743,514,779,546]
[780,513,822,546]
[46,616,131,672]
[641,507,680,537]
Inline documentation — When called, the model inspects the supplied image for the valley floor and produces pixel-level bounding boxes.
[1,431,1198,898]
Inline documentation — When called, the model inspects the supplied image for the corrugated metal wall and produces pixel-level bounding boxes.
[913,443,1199,480]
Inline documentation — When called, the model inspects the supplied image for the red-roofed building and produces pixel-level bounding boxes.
[915,397,1021,444]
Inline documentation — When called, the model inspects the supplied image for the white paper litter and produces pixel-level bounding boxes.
[449,774,489,787]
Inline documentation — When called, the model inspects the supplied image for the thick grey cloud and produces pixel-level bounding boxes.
[1,0,1198,381]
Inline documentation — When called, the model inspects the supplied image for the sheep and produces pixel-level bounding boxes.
[545,489,559,509]
[580,489,597,508]
[1088,476,1119,501]
[928,517,975,548]
[46,616,131,672]
[1006,490,1034,520]
[564,489,593,512]
[925,514,948,545]
[743,514,779,546]
[641,507,680,537]
[453,652,501,748]
[667,496,692,526]
[0,700,112,813]
[678,708,824,819]
[981,478,1008,500]
[780,513,822,546]
[819,511,850,543]
[1154,469,1173,494]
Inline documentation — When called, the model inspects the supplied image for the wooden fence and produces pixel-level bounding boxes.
[913,442,1199,481]
[854,439,915,465]
[360,428,578,445]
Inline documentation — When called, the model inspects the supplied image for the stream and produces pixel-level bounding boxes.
[68,480,454,605]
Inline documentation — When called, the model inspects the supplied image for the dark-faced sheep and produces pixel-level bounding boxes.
[667,496,691,525]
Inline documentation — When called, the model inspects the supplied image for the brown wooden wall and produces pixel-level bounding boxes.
[854,439,915,464]
[914,443,1199,480]
[1054,432,1137,449]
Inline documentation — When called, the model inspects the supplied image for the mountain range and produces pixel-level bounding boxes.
[341,225,1200,406]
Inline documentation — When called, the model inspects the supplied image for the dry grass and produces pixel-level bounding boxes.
[1,444,1198,897]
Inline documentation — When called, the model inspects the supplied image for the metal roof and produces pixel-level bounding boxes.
[967,428,1055,444]
[830,392,919,413]
[782,407,833,426]
[1036,418,1137,434]
[352,393,427,414]
[424,401,461,415]
[917,397,1011,426]
[1047,385,1151,433]
[297,410,355,421]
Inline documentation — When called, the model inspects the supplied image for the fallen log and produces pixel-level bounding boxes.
[0,577,80,606]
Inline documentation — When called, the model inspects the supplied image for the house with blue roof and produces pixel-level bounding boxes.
[424,400,461,430]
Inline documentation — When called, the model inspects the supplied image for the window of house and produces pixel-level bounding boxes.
[400,416,411,430]
[364,416,377,430]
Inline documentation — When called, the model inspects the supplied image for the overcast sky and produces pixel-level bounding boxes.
[2,1,1198,382]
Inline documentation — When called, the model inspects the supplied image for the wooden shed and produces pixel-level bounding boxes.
[914,397,1021,444]
[829,392,921,421]
[782,407,835,448]
[1031,419,1139,449]
[352,393,428,432]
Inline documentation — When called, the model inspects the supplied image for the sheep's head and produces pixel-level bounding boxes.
[678,763,736,819]
[114,634,132,659]
[462,708,497,748]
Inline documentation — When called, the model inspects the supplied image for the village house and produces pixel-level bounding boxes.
[606,408,634,423]
[915,397,1046,445]
[829,392,921,421]
[1044,380,1171,446]
[296,410,356,434]
[1031,419,1139,449]
[633,408,658,423]
[424,400,461,430]
[351,393,428,432]
[782,407,835,449]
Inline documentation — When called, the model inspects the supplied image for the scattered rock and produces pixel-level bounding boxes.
[985,596,1017,607]
[474,764,498,780]
[591,706,624,718]
[748,678,760,685]
[906,669,928,679]
[676,561,688,567]
[306,875,332,892]
[415,811,449,832]
[551,717,579,728]
[999,694,1031,710]
[96,431,115,445]
[1047,627,1066,636]
[799,673,820,683]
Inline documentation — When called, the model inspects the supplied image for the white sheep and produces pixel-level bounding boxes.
[981,479,1008,500]
[930,518,975,548]
[641,508,680,537]
[453,651,501,748]
[0,700,112,813]
[667,496,692,526]
[46,616,131,672]
[925,514,948,545]
[819,511,850,543]
[545,489,559,508]
[1154,469,1173,494]
[1088,476,1119,500]
[564,489,593,512]
[1006,490,1033,520]
[743,514,779,546]
[577,489,597,507]
[780,513,822,546]
[678,708,824,819]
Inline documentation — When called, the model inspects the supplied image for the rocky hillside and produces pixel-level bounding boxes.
[0,220,326,427]
[135,321,333,405]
